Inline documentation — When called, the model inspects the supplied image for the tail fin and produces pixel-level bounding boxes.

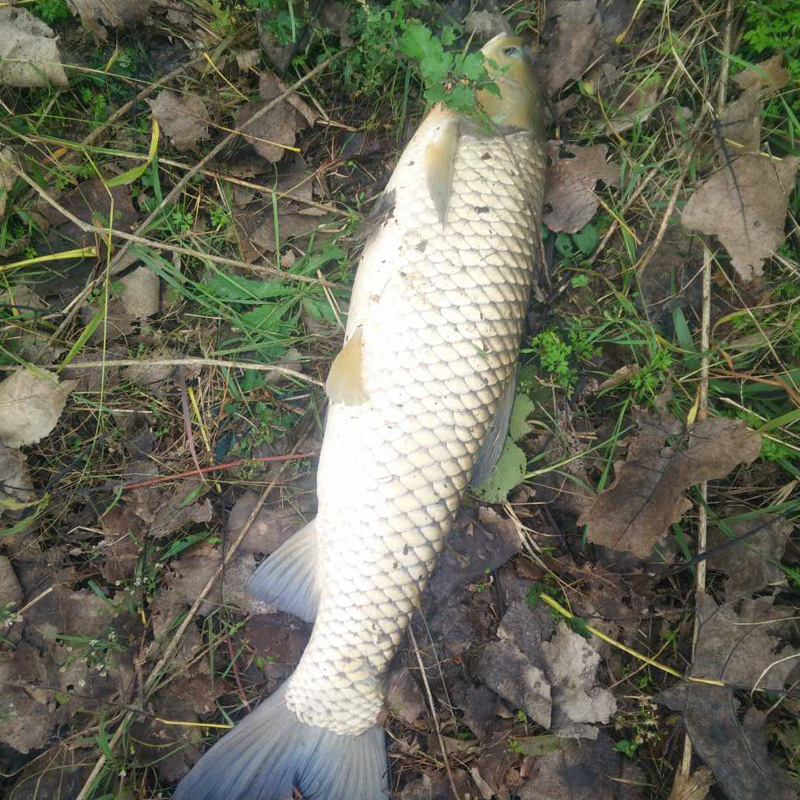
[173,684,388,800]
[246,519,321,622]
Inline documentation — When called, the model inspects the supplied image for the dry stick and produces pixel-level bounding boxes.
[678,1,732,783]
[408,626,462,800]
[119,451,316,492]
[74,435,308,800]
[3,357,323,387]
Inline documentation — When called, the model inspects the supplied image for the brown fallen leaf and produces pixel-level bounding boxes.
[718,87,762,155]
[668,767,714,800]
[37,179,141,280]
[233,200,326,259]
[0,441,34,518]
[579,412,761,557]
[98,506,141,583]
[128,481,213,539]
[227,492,309,554]
[538,0,635,96]
[603,77,661,135]
[0,147,18,218]
[118,265,160,320]
[6,745,94,800]
[0,554,23,611]
[681,153,800,282]
[733,54,791,97]
[707,513,793,599]
[0,370,76,448]
[0,641,55,753]
[656,595,798,800]
[66,0,152,40]
[464,10,513,39]
[0,8,69,88]
[147,90,210,152]
[477,601,616,739]
[518,731,643,799]
[234,71,316,164]
[543,141,620,233]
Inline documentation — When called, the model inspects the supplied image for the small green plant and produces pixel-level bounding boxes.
[31,0,71,24]
[250,0,296,44]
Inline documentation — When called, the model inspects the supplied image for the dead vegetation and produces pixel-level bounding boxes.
[1,1,799,799]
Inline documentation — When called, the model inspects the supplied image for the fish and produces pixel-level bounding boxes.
[174,32,546,800]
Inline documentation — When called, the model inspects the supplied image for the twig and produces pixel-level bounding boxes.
[678,1,731,782]
[118,452,316,491]
[408,626,462,800]
[74,434,309,800]
[3,357,323,387]
[177,366,206,485]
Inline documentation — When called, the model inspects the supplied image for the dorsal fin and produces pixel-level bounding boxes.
[425,114,459,226]
[325,327,368,406]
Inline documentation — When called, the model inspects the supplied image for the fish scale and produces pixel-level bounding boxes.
[174,33,546,800]
[284,127,546,735]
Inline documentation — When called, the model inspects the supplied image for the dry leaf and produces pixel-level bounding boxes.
[668,767,714,800]
[37,179,141,280]
[128,481,212,539]
[579,412,761,557]
[477,601,616,739]
[147,91,210,152]
[385,667,426,727]
[0,642,54,753]
[233,201,325,259]
[99,506,141,583]
[0,441,34,516]
[150,541,257,639]
[227,491,308,554]
[118,265,160,319]
[0,8,69,88]
[733,54,791,97]
[234,72,316,164]
[0,370,76,448]
[657,595,798,800]
[707,513,793,599]
[66,0,152,39]
[236,49,261,72]
[604,78,661,135]
[0,147,18,219]
[539,0,635,96]
[543,142,620,233]
[464,10,513,38]
[0,555,23,611]
[681,154,800,282]
[718,88,762,155]
[519,731,643,799]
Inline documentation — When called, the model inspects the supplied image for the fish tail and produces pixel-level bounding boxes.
[173,683,389,800]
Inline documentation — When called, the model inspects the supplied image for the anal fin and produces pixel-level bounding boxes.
[246,518,321,623]
[326,328,368,406]
[425,115,459,226]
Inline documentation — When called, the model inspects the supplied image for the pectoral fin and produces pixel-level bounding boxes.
[471,372,517,488]
[326,327,368,406]
[426,116,459,226]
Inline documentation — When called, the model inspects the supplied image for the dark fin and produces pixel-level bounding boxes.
[246,519,320,623]
[425,115,459,225]
[470,373,517,489]
[326,328,368,406]
[173,684,389,800]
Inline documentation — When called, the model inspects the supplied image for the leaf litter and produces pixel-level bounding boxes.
[3,2,800,799]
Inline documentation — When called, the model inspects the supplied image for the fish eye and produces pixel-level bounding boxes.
[503,45,522,58]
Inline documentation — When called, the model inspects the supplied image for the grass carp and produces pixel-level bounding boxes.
[174,32,546,800]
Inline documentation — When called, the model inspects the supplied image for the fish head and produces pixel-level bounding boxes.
[477,34,544,138]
